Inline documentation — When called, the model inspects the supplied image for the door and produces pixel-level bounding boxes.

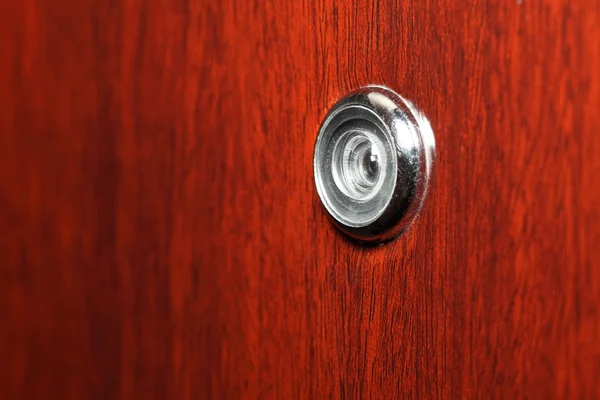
[1,0,599,398]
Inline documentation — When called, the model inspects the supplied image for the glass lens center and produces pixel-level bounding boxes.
[333,131,384,200]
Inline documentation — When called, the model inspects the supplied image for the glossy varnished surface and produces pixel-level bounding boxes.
[1,0,599,398]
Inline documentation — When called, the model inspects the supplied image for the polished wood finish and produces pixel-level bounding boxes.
[2,0,599,398]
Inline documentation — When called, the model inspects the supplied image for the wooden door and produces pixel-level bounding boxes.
[1,0,599,398]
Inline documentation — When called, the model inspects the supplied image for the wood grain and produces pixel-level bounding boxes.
[1,0,599,398]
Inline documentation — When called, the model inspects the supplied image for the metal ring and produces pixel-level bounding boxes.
[313,85,435,243]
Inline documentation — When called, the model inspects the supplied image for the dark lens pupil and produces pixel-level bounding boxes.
[365,149,379,179]
[361,147,379,182]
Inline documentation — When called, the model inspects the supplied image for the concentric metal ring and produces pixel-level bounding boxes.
[313,85,435,243]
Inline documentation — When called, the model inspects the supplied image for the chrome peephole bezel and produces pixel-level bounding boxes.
[313,86,435,243]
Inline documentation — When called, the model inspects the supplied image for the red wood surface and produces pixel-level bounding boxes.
[1,0,600,398]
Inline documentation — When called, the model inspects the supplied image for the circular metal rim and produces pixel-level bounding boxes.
[315,106,397,227]
[313,85,436,243]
